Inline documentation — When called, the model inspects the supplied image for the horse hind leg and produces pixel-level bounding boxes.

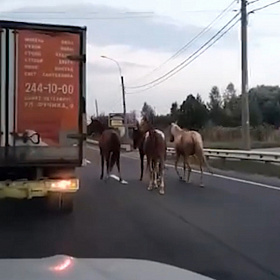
[100,149,104,180]
[105,152,112,181]
[185,157,192,183]
[159,160,165,195]
[152,161,157,188]
[140,152,144,181]
[197,156,204,188]
[204,154,213,175]
[183,156,186,181]
[175,153,183,180]
[115,151,122,182]
[155,162,160,188]
[147,158,153,191]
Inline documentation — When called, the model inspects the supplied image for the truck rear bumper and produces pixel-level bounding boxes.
[0,178,79,199]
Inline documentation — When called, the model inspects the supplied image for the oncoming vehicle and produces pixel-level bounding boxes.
[0,20,87,213]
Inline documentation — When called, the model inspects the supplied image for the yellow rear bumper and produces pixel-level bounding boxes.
[0,178,79,199]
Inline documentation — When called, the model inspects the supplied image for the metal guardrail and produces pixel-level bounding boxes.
[86,139,132,152]
[167,147,280,163]
[87,139,280,163]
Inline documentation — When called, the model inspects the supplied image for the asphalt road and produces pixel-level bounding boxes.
[0,146,280,280]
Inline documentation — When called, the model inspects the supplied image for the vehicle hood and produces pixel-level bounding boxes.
[0,255,215,280]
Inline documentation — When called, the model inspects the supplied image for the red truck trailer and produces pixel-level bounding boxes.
[0,20,87,213]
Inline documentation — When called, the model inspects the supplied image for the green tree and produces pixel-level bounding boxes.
[248,95,262,127]
[141,102,155,123]
[222,83,241,127]
[208,86,224,125]
[154,115,172,129]
[177,94,208,130]
[170,102,179,121]
[248,85,280,127]
[223,82,236,106]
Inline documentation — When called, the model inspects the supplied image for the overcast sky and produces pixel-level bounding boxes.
[1,0,280,116]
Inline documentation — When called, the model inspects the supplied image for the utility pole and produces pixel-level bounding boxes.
[121,75,129,142]
[100,55,129,143]
[95,99,99,117]
[241,0,251,150]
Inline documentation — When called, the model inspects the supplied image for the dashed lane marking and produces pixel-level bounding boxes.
[110,174,128,185]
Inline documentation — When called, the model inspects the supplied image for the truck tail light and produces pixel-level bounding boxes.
[50,180,78,190]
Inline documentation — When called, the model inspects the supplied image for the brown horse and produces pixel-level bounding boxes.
[88,118,122,182]
[132,121,145,181]
[170,122,212,187]
[139,117,167,195]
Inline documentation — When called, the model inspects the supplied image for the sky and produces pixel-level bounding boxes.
[1,0,280,116]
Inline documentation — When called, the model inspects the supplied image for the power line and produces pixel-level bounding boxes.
[179,9,237,13]
[126,12,240,90]
[248,0,262,4]
[0,9,240,14]
[0,11,154,14]
[126,16,240,95]
[249,0,280,13]
[127,0,238,85]
[0,16,154,20]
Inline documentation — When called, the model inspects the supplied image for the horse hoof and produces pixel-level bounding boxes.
[200,184,204,188]
[159,189,165,195]
[147,186,153,191]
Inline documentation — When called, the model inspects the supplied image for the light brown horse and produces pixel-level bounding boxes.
[170,122,212,187]
[139,117,167,195]
[88,118,122,182]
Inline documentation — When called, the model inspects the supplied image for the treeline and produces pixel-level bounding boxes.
[141,83,280,130]
[91,83,280,131]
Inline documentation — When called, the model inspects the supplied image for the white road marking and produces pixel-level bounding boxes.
[110,174,128,185]
[164,163,280,191]
[87,145,280,191]
[82,158,91,166]
[201,171,280,191]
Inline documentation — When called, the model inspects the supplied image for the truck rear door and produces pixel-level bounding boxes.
[0,21,86,166]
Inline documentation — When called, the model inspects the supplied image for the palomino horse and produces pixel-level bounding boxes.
[138,117,167,195]
[170,122,212,187]
[87,118,122,182]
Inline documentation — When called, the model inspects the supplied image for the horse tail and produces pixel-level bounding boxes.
[148,129,158,147]
[202,152,213,174]
[111,131,121,147]
[110,152,117,171]
[193,132,213,174]
[107,131,121,172]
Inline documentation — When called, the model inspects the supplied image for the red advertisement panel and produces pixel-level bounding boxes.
[16,30,80,146]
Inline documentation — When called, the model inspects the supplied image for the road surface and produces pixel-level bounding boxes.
[0,145,280,280]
